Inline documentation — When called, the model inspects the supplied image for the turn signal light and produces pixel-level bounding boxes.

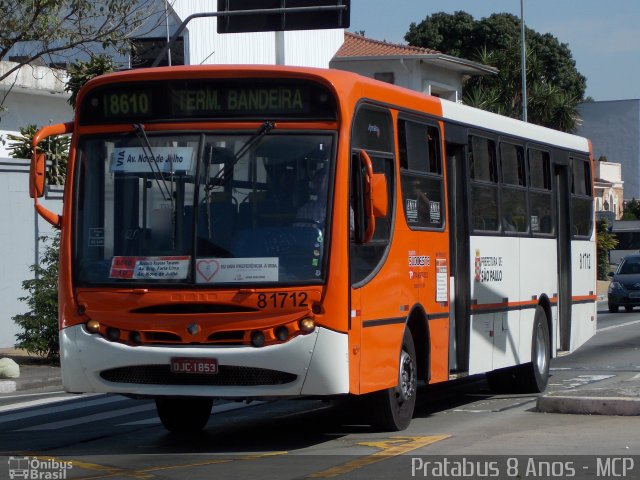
[86,320,100,333]
[299,317,316,333]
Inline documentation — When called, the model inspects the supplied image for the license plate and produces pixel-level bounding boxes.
[629,292,640,299]
[170,357,218,375]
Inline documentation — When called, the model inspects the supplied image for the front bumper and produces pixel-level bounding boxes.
[60,324,349,398]
[607,292,640,307]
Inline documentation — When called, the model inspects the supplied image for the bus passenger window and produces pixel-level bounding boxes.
[571,157,593,237]
[398,119,443,229]
[469,135,499,232]
[528,148,553,235]
[500,142,527,233]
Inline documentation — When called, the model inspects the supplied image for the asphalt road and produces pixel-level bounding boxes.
[0,303,638,480]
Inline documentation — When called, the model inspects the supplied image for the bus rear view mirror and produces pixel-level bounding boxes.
[371,172,388,218]
[29,122,73,228]
[358,150,388,243]
[29,152,46,199]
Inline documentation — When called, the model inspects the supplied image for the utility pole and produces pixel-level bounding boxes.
[520,0,527,122]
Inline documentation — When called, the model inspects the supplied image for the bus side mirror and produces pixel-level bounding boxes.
[30,152,46,198]
[371,173,388,218]
[358,150,387,243]
[29,122,74,228]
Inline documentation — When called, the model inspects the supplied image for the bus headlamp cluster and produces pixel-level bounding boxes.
[249,318,316,348]
[84,316,317,348]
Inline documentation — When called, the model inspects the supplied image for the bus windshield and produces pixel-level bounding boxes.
[74,130,334,286]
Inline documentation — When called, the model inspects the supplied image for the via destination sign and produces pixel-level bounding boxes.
[171,86,307,116]
[80,79,337,124]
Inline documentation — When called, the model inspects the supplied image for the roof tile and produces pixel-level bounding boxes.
[334,32,440,58]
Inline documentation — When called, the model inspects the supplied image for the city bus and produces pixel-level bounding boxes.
[29,65,597,432]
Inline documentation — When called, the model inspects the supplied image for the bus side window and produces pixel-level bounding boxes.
[349,105,395,286]
[528,148,553,235]
[398,119,444,230]
[500,142,527,233]
[468,135,499,232]
[570,157,593,237]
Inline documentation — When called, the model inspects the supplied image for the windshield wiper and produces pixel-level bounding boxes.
[133,123,173,201]
[133,123,178,250]
[208,121,275,188]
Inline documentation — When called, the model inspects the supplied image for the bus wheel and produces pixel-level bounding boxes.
[155,397,213,433]
[516,306,550,393]
[368,329,417,431]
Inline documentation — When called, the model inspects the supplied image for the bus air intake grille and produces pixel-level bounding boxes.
[99,365,297,386]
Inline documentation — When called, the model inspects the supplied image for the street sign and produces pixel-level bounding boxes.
[216,0,350,33]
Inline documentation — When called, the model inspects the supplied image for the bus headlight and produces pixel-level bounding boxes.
[299,317,316,333]
[86,320,100,333]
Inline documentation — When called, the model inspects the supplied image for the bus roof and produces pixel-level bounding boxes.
[81,65,590,154]
[440,99,590,153]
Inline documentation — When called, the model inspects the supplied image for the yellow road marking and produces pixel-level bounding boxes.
[33,452,287,480]
[308,435,451,478]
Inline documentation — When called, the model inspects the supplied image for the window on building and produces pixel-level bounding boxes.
[374,72,395,85]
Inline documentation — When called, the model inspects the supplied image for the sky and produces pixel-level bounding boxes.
[349,0,640,101]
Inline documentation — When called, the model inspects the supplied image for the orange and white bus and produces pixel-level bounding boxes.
[30,65,596,432]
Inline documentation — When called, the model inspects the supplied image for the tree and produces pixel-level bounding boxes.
[0,0,161,110]
[66,55,116,108]
[624,198,640,220]
[12,233,61,358]
[596,219,617,280]
[405,12,586,132]
[6,124,69,185]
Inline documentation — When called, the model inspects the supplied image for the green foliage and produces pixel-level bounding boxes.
[596,220,618,280]
[624,198,640,220]
[12,234,61,359]
[66,55,116,109]
[6,124,70,185]
[405,11,586,132]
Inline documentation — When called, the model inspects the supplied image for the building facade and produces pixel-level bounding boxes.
[577,100,640,202]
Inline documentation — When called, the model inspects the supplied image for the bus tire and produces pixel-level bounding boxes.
[368,329,417,431]
[155,397,213,433]
[516,306,550,393]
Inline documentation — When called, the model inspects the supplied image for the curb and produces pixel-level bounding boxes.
[0,381,17,394]
[537,395,640,416]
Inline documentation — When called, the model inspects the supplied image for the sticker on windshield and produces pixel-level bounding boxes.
[109,147,194,173]
[196,258,279,283]
[110,256,190,280]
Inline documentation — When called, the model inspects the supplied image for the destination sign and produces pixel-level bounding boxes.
[80,79,337,124]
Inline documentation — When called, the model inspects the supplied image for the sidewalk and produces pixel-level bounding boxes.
[537,371,640,416]
[596,279,610,301]
[0,348,62,394]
